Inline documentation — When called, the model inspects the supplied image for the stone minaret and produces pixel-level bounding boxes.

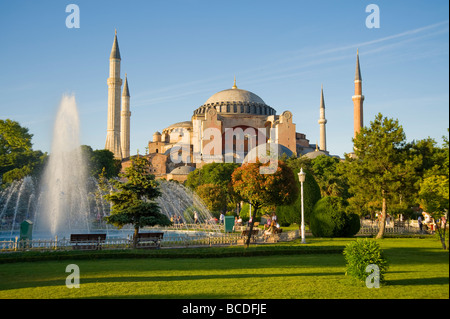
[352,49,364,138]
[318,84,327,151]
[105,30,123,159]
[121,74,131,159]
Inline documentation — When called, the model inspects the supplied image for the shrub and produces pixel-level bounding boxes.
[309,196,360,237]
[276,169,321,226]
[343,238,389,284]
[344,212,362,237]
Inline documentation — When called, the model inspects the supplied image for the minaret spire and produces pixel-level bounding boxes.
[318,84,327,151]
[355,48,362,82]
[122,73,130,97]
[352,49,364,138]
[121,74,131,158]
[110,30,121,60]
[105,30,123,159]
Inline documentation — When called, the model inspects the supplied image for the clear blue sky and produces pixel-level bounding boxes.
[0,0,448,158]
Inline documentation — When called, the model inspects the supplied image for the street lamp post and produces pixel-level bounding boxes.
[298,168,306,244]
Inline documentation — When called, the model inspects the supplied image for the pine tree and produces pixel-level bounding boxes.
[104,156,171,248]
[343,113,419,239]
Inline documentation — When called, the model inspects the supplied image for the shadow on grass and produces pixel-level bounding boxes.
[387,276,449,286]
[382,247,449,265]
[0,270,342,291]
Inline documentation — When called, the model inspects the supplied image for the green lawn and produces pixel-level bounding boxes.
[0,237,448,299]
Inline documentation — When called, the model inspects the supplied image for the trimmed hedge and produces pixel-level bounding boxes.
[276,169,321,226]
[0,244,344,264]
[310,196,360,237]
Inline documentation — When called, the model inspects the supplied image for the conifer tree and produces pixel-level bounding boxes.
[104,156,171,248]
[343,113,419,239]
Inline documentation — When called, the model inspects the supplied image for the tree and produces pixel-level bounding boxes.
[0,119,32,155]
[0,119,46,186]
[186,162,239,214]
[186,162,239,189]
[342,113,420,239]
[418,132,449,250]
[311,155,349,198]
[195,183,228,213]
[419,175,448,249]
[408,137,448,178]
[81,145,121,178]
[92,149,122,178]
[232,160,298,247]
[104,156,171,248]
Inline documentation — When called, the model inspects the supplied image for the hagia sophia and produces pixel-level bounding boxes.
[105,31,365,182]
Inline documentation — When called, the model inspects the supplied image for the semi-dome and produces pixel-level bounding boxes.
[303,149,330,159]
[243,143,293,164]
[169,165,196,175]
[193,80,276,116]
[165,121,192,130]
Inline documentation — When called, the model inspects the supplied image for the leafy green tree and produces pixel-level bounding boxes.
[81,145,121,178]
[195,183,228,213]
[0,119,32,154]
[311,155,349,198]
[232,160,298,247]
[0,119,46,186]
[408,137,448,178]
[104,156,171,248]
[92,149,121,178]
[186,162,239,215]
[418,132,449,249]
[186,162,239,189]
[342,113,420,239]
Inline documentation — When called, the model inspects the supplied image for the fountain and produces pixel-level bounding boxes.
[156,180,220,232]
[33,94,91,237]
[0,95,219,241]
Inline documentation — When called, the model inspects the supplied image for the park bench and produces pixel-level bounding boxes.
[134,232,164,249]
[241,229,260,243]
[70,233,106,250]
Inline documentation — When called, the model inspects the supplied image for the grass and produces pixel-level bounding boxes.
[0,237,448,299]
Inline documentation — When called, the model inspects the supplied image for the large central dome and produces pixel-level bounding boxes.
[205,88,266,105]
[193,80,276,116]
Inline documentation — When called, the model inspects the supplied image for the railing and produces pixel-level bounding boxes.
[357,219,423,235]
[0,230,300,252]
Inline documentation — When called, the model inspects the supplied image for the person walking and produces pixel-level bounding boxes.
[194,211,199,224]
[418,215,423,233]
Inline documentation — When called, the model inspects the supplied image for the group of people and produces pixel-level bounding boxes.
[264,213,281,235]
[215,212,283,236]
[417,212,445,233]
[170,214,184,227]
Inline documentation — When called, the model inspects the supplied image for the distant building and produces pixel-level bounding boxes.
[105,31,364,182]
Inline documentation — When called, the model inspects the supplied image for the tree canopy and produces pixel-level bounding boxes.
[0,119,46,186]
[417,131,449,249]
[232,160,298,247]
[104,156,171,248]
[186,162,239,214]
[342,113,420,238]
[81,145,121,178]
